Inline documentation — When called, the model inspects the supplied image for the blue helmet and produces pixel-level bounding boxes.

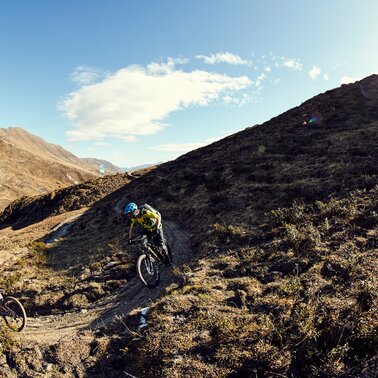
[124,202,138,216]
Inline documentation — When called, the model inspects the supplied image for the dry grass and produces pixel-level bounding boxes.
[0,75,377,376]
[0,326,15,354]
[118,186,378,377]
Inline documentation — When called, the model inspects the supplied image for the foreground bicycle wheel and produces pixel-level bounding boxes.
[137,254,160,288]
[2,296,27,332]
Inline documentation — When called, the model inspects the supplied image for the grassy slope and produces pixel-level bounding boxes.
[0,76,377,376]
[96,75,378,377]
[122,187,377,377]
[113,75,378,237]
[0,172,136,229]
[0,171,148,316]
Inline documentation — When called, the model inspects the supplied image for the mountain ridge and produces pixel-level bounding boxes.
[0,127,121,210]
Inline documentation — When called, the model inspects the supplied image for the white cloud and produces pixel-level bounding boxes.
[340,72,377,85]
[223,93,252,106]
[340,76,360,84]
[323,73,330,81]
[70,65,104,85]
[60,59,252,141]
[255,73,266,89]
[309,65,322,80]
[196,52,251,65]
[270,54,302,70]
[282,58,302,70]
[264,65,271,72]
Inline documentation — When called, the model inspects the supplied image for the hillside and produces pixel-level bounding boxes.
[0,127,121,210]
[113,75,378,235]
[0,173,135,229]
[0,75,377,377]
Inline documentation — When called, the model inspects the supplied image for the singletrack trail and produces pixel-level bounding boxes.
[21,221,192,345]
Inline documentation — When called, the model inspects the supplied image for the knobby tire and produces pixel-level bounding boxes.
[137,254,160,288]
[2,296,27,332]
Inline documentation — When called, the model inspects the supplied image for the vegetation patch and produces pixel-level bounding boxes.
[118,186,378,377]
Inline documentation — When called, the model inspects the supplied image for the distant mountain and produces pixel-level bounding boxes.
[81,158,123,174]
[0,127,119,209]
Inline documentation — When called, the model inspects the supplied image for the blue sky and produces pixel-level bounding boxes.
[1,0,377,167]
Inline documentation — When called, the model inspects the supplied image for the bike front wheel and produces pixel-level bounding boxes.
[2,296,27,332]
[137,254,160,288]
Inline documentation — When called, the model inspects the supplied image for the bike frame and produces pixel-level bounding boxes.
[137,237,163,262]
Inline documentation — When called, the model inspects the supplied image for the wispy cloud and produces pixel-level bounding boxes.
[309,65,322,80]
[223,93,252,106]
[60,59,252,141]
[70,65,105,85]
[282,58,302,70]
[255,73,266,91]
[270,53,303,70]
[196,52,251,65]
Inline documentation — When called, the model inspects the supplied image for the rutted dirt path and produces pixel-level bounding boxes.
[20,221,192,345]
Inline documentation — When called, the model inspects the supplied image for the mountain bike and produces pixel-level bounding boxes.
[130,235,172,288]
[0,294,27,332]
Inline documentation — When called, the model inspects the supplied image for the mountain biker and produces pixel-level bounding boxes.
[125,202,170,263]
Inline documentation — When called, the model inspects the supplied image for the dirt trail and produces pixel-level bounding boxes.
[20,221,192,345]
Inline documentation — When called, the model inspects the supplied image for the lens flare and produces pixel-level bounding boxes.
[303,116,318,125]
[360,84,378,100]
[308,117,318,123]
[258,144,266,154]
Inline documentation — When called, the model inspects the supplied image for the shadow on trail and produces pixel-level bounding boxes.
[82,221,192,378]
[0,173,135,231]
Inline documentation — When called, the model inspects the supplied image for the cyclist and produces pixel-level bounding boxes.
[125,202,170,263]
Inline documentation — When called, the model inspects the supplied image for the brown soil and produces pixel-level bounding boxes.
[19,221,191,346]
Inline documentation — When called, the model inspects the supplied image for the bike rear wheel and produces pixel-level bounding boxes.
[2,296,27,332]
[137,254,160,288]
